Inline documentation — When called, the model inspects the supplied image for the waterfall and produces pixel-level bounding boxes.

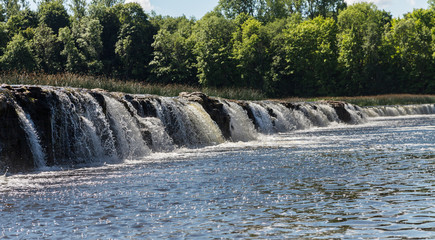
[344,104,367,124]
[13,100,46,168]
[150,97,224,147]
[261,102,297,132]
[247,102,276,134]
[222,101,257,142]
[104,95,151,159]
[1,85,434,172]
[363,104,435,117]
[50,90,117,164]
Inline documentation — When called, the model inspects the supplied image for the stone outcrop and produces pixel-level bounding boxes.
[0,85,366,173]
[179,92,232,139]
[324,101,352,123]
[0,89,35,173]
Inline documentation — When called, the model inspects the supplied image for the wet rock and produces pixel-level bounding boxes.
[0,93,34,173]
[235,101,257,128]
[280,102,298,110]
[179,92,231,139]
[124,95,158,118]
[89,91,107,114]
[13,86,56,166]
[326,101,352,123]
[139,99,157,118]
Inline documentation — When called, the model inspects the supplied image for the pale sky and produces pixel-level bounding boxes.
[128,0,429,18]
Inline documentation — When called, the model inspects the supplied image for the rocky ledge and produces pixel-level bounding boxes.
[0,85,359,173]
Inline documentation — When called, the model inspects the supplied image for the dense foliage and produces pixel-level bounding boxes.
[1,0,435,97]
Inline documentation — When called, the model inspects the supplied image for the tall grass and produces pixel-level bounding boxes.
[0,72,265,100]
[282,94,435,106]
[327,94,435,106]
[3,72,434,104]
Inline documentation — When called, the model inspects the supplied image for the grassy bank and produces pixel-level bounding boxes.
[281,94,435,106]
[2,72,435,105]
[321,95,435,106]
[0,72,265,100]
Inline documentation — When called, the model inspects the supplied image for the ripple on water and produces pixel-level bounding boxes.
[1,115,435,239]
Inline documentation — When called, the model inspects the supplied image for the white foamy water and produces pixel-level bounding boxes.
[1,115,434,239]
[13,100,46,168]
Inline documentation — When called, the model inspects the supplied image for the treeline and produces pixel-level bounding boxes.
[1,0,435,97]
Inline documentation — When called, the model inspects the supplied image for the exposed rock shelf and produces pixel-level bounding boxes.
[0,85,386,172]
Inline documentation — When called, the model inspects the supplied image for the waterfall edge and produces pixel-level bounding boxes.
[1,85,432,173]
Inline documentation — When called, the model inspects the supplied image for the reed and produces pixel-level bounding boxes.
[327,94,435,106]
[276,94,435,106]
[0,72,266,100]
[3,72,433,104]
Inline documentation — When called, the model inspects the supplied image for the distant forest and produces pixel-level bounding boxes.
[1,0,435,97]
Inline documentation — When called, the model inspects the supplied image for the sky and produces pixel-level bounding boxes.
[126,0,430,19]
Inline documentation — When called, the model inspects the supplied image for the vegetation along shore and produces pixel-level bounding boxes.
[0,0,435,99]
[2,72,435,106]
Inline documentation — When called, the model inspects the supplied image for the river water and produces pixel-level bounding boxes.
[1,114,434,239]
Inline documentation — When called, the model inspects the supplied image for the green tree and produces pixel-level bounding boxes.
[263,15,302,96]
[149,16,198,85]
[0,23,9,55]
[70,0,87,20]
[283,16,338,96]
[232,15,268,89]
[31,23,63,72]
[217,0,260,18]
[305,0,346,19]
[1,0,21,20]
[336,3,391,95]
[256,0,302,21]
[113,3,156,79]
[90,0,122,8]
[58,26,86,72]
[6,9,37,37]
[384,9,435,93]
[192,12,237,87]
[58,18,103,73]
[38,0,70,34]
[89,3,121,74]
[0,33,36,71]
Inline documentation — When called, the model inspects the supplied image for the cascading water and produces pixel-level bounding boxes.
[247,102,276,134]
[221,100,258,142]
[184,102,225,145]
[0,85,434,172]
[150,97,224,147]
[50,90,117,164]
[104,95,151,159]
[261,102,297,132]
[363,104,435,117]
[13,100,46,168]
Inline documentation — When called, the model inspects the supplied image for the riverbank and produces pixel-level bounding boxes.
[0,72,265,101]
[0,85,365,172]
[2,72,435,105]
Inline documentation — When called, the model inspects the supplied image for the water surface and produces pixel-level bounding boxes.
[1,115,434,239]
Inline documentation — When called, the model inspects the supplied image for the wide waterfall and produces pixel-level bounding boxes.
[363,104,435,117]
[1,85,434,172]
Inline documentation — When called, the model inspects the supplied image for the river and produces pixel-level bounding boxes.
[1,114,434,239]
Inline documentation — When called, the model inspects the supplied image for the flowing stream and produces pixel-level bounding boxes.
[0,86,434,238]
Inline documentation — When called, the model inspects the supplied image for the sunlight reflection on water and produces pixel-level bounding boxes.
[1,115,434,239]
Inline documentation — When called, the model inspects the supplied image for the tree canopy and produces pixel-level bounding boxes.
[0,0,434,97]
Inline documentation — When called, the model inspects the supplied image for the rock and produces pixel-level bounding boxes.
[179,92,206,103]
[235,100,257,128]
[0,94,35,173]
[0,84,12,90]
[13,86,55,166]
[179,92,232,139]
[325,101,352,123]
